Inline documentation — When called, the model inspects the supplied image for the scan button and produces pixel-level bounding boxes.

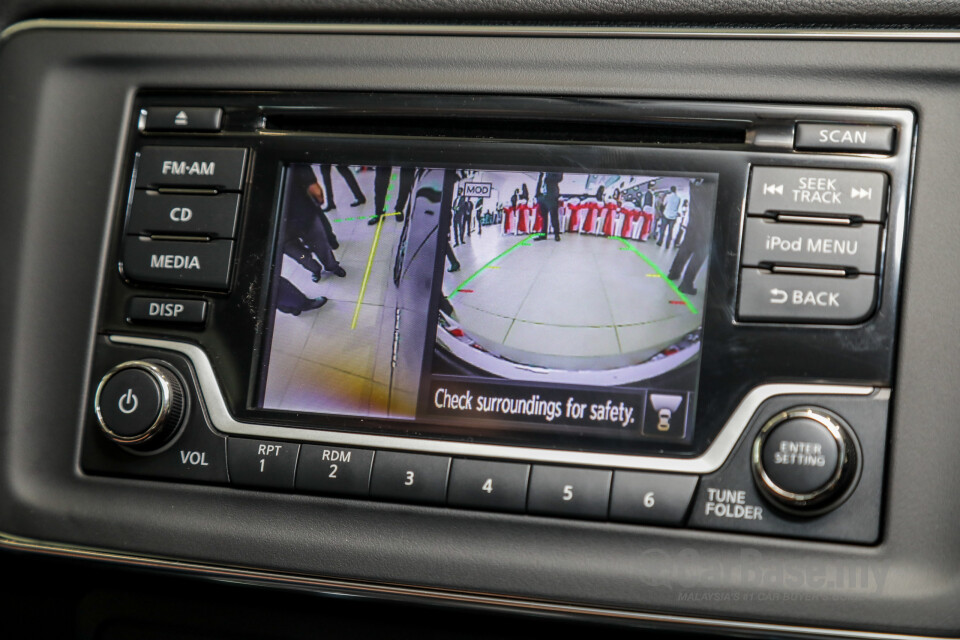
[794,123,895,155]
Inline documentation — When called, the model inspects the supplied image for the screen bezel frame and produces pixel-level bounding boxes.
[256,159,720,454]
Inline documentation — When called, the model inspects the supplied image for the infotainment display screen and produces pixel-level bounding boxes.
[259,163,718,449]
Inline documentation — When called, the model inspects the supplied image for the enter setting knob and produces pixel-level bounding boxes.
[95,360,185,448]
[751,408,859,514]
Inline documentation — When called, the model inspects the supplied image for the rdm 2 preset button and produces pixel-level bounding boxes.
[296,445,374,496]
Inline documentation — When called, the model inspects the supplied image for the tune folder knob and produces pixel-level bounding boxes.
[751,408,860,514]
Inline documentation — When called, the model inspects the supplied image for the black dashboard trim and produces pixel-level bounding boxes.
[0,531,947,640]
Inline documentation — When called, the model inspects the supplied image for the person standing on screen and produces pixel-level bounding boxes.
[283,165,345,281]
[275,276,327,316]
[657,185,682,248]
[452,194,471,246]
[533,172,563,242]
[370,166,415,225]
[668,180,710,295]
[319,164,366,212]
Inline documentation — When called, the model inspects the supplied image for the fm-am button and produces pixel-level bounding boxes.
[737,269,876,324]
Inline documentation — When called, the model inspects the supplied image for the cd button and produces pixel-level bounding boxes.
[369,451,451,505]
[609,471,698,526]
[135,146,247,190]
[295,445,374,497]
[122,238,234,290]
[227,438,300,489]
[527,466,612,520]
[747,167,887,222]
[737,269,876,323]
[128,191,240,238]
[447,459,530,513]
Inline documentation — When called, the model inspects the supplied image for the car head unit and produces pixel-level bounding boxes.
[81,92,912,543]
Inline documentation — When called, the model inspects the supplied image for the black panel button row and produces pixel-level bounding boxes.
[225,439,699,526]
[737,166,889,324]
[121,141,248,301]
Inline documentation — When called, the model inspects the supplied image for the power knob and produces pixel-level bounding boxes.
[751,408,860,515]
[94,360,185,449]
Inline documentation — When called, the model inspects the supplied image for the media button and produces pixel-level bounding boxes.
[135,146,247,190]
[447,458,530,513]
[128,191,240,238]
[609,471,698,526]
[296,445,374,497]
[794,123,895,154]
[527,465,611,520]
[747,167,887,222]
[122,237,234,290]
[369,451,451,505]
[737,268,876,323]
[227,438,300,489]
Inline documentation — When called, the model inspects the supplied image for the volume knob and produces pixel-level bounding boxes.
[94,360,185,449]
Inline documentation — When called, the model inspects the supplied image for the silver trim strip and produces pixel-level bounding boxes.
[109,334,874,473]
[8,19,960,42]
[0,530,949,640]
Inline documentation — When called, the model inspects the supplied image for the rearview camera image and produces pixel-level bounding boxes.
[436,170,717,387]
[259,161,719,443]
[260,164,445,420]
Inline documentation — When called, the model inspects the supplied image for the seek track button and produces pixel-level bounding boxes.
[748,167,887,222]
